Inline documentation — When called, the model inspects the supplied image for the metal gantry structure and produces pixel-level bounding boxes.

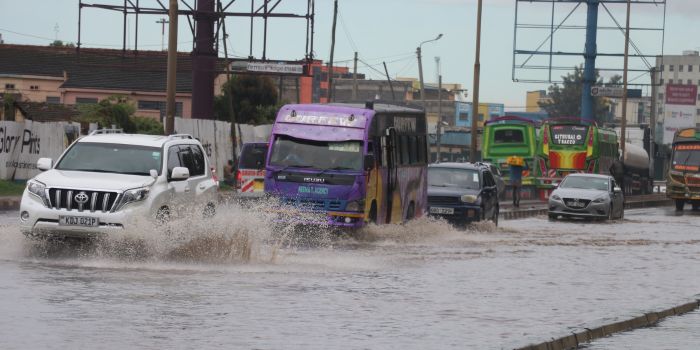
[77,0,316,119]
[512,0,666,122]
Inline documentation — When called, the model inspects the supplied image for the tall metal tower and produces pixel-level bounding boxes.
[77,0,316,119]
[512,0,666,122]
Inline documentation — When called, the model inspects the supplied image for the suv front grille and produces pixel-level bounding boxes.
[47,188,120,212]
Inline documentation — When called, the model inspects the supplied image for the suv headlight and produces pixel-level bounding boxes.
[116,186,150,210]
[460,194,478,204]
[26,180,49,206]
[346,200,364,212]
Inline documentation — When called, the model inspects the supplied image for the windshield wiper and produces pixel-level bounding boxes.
[316,166,355,176]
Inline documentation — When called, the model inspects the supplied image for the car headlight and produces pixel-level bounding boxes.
[116,186,150,210]
[461,194,478,203]
[26,180,49,206]
[550,194,561,201]
[592,196,607,203]
[346,200,364,212]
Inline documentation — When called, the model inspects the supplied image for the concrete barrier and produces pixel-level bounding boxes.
[500,195,672,221]
[514,298,700,350]
[0,196,20,211]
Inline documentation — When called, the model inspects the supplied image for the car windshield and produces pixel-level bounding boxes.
[428,167,480,190]
[559,176,609,191]
[268,135,363,171]
[672,143,700,172]
[56,142,163,176]
[239,144,268,170]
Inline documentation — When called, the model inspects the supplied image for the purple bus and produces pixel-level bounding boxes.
[264,102,428,228]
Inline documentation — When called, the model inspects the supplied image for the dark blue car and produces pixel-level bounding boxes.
[427,163,500,226]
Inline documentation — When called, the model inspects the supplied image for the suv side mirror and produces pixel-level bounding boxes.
[37,158,53,171]
[363,154,375,171]
[170,167,190,181]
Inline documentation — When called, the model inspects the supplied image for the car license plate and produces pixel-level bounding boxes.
[566,200,585,208]
[59,215,99,227]
[430,207,454,215]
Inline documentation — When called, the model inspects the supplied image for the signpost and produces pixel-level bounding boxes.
[590,86,642,98]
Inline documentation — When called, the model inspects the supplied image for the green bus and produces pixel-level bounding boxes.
[482,116,538,200]
[667,127,700,211]
[535,118,618,200]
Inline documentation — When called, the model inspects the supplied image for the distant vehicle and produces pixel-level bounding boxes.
[548,173,624,221]
[666,127,700,211]
[19,130,218,238]
[482,116,538,200]
[264,102,428,228]
[618,142,652,195]
[427,162,500,226]
[536,118,619,200]
[236,142,268,197]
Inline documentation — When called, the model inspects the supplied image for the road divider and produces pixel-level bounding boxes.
[501,194,672,220]
[514,298,700,350]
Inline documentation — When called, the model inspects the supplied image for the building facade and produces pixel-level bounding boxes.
[526,90,551,113]
[655,50,700,143]
[454,101,505,129]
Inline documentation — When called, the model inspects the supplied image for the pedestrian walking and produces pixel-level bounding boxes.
[508,156,527,208]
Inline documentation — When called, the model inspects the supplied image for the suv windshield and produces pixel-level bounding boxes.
[239,144,268,170]
[560,176,608,191]
[428,167,480,190]
[56,142,163,176]
[268,135,363,171]
[672,143,700,172]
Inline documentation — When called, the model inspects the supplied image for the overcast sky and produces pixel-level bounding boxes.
[1,0,698,109]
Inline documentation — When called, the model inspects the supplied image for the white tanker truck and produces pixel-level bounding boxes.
[619,143,652,195]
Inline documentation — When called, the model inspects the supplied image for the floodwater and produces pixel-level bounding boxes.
[1,203,699,350]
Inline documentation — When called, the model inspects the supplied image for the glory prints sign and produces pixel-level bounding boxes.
[0,121,75,180]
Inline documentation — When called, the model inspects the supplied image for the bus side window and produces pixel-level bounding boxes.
[409,136,418,164]
[381,133,389,167]
[400,135,410,165]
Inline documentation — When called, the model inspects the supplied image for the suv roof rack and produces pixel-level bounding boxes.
[90,128,124,135]
[167,134,194,140]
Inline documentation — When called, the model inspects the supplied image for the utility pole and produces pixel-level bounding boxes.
[352,51,358,100]
[649,67,657,181]
[164,0,178,135]
[470,0,483,162]
[620,0,631,156]
[581,0,600,123]
[327,0,338,102]
[416,34,443,108]
[437,74,443,162]
[156,18,168,51]
[383,62,396,100]
[220,9,239,170]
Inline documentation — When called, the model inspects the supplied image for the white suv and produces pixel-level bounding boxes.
[19,130,218,238]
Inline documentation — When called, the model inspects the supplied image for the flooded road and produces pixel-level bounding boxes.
[1,205,699,349]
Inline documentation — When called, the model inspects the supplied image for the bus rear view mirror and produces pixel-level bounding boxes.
[364,154,375,171]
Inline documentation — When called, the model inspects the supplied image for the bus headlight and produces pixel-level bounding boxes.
[460,194,478,204]
[346,200,364,212]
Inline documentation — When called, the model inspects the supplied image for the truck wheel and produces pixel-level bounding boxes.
[675,200,685,211]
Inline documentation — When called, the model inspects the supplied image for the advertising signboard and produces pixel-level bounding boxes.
[663,84,698,144]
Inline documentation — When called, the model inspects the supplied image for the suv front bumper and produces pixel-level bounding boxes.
[19,191,150,238]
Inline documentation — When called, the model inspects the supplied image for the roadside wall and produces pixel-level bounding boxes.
[0,120,80,180]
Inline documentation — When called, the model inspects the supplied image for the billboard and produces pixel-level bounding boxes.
[663,84,698,144]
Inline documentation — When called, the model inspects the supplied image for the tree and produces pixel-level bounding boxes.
[539,66,621,124]
[49,40,76,48]
[78,95,136,132]
[214,75,281,125]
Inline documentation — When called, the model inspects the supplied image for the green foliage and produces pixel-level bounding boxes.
[132,116,164,135]
[78,95,137,132]
[2,93,15,120]
[0,180,25,196]
[539,66,619,124]
[214,75,280,125]
[49,40,76,48]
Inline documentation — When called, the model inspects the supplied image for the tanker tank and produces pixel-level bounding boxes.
[621,143,649,172]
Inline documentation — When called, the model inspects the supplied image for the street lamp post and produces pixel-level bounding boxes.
[416,34,443,107]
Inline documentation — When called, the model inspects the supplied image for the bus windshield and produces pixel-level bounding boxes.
[550,125,588,145]
[672,143,700,172]
[269,135,363,171]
